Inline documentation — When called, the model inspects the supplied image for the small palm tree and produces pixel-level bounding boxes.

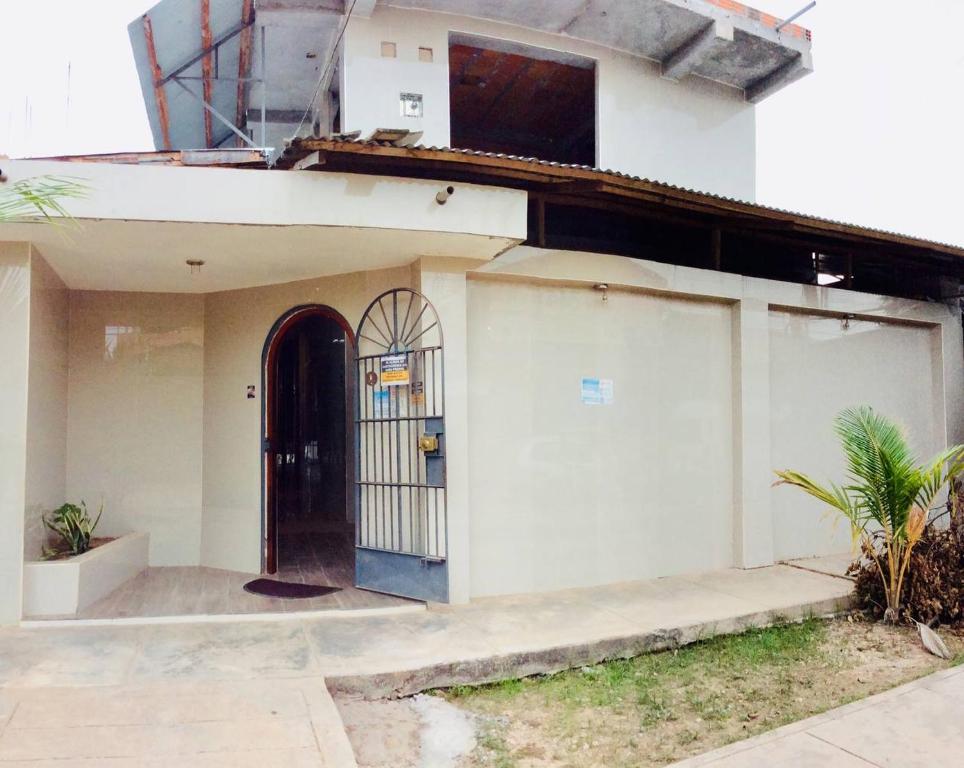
[0,175,86,222]
[775,406,964,623]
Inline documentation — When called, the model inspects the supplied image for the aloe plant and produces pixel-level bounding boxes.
[0,175,86,222]
[42,501,103,559]
[775,406,964,623]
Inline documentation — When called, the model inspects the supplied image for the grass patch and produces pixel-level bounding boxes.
[439,617,963,768]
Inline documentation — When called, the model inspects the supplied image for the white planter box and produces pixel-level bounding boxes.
[22,533,149,617]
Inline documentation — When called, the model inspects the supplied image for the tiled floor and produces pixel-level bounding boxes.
[29,532,417,621]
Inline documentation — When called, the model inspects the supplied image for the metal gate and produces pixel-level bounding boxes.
[354,289,448,602]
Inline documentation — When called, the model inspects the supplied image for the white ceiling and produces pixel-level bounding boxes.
[4,219,513,293]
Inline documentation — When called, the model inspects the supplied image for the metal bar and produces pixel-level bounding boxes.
[405,321,439,351]
[260,24,267,147]
[393,295,404,545]
[357,345,441,362]
[377,298,395,350]
[236,0,255,146]
[398,291,415,350]
[401,303,430,346]
[172,78,259,148]
[172,75,263,83]
[200,0,214,147]
[141,15,172,150]
[159,18,255,86]
[775,1,816,32]
[356,415,445,424]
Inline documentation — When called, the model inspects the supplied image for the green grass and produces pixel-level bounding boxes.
[439,618,962,768]
[448,618,825,716]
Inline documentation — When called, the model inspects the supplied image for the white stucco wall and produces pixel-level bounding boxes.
[465,245,963,597]
[201,266,413,573]
[24,249,69,561]
[0,243,31,624]
[65,291,204,566]
[769,311,942,560]
[467,278,735,596]
[342,6,756,200]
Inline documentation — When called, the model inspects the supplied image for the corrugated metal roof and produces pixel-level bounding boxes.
[276,137,964,258]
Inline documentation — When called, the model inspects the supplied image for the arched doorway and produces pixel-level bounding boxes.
[262,305,354,578]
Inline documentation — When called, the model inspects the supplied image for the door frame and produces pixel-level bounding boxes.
[261,304,355,574]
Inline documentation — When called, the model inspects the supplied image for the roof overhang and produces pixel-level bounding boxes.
[275,138,964,266]
[385,0,813,100]
[0,158,526,293]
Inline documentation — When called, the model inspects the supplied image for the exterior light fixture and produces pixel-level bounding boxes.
[841,313,855,330]
[435,185,455,205]
[594,283,609,302]
[186,259,205,274]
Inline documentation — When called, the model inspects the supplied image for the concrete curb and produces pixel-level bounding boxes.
[326,594,852,699]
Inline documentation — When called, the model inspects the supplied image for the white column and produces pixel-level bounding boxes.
[414,257,477,603]
[0,244,31,623]
[732,297,775,568]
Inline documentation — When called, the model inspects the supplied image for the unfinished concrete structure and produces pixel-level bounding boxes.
[0,0,960,624]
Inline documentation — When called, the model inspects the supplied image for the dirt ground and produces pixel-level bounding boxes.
[335,616,964,768]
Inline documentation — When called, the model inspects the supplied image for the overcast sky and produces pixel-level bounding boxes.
[2,1,962,246]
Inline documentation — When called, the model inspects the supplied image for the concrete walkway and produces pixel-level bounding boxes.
[669,663,964,767]
[0,564,851,765]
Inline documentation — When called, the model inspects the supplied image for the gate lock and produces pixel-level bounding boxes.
[420,416,445,487]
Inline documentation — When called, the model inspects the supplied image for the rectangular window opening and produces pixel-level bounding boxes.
[448,34,596,166]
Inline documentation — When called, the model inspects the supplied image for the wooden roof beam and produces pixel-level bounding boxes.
[142,14,172,151]
[200,0,214,148]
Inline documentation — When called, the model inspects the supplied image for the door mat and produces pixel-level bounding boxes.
[243,578,341,599]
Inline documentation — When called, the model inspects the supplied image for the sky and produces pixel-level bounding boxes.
[2,1,963,246]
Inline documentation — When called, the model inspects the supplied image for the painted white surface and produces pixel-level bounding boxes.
[22,532,149,617]
[66,292,204,566]
[466,278,736,596]
[343,6,756,200]
[769,311,941,560]
[24,250,69,560]
[201,267,413,573]
[0,244,31,624]
[466,245,962,596]
[0,162,525,294]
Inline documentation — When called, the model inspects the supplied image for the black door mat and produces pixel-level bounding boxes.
[243,578,341,599]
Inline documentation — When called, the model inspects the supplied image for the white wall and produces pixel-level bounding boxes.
[66,291,204,566]
[202,267,412,573]
[466,245,963,596]
[769,311,941,560]
[466,278,735,596]
[24,249,69,561]
[343,6,756,200]
[0,243,31,623]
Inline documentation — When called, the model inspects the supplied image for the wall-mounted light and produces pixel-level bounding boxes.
[435,185,455,205]
[186,259,205,275]
[594,283,609,302]
[841,312,855,330]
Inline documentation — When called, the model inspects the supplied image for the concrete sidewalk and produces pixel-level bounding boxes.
[0,564,851,765]
[669,663,964,767]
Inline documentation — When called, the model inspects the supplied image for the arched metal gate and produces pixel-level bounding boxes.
[354,289,448,602]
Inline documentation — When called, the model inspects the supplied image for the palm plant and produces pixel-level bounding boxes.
[775,406,964,623]
[0,175,86,222]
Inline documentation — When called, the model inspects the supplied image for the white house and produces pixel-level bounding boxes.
[1,0,961,623]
